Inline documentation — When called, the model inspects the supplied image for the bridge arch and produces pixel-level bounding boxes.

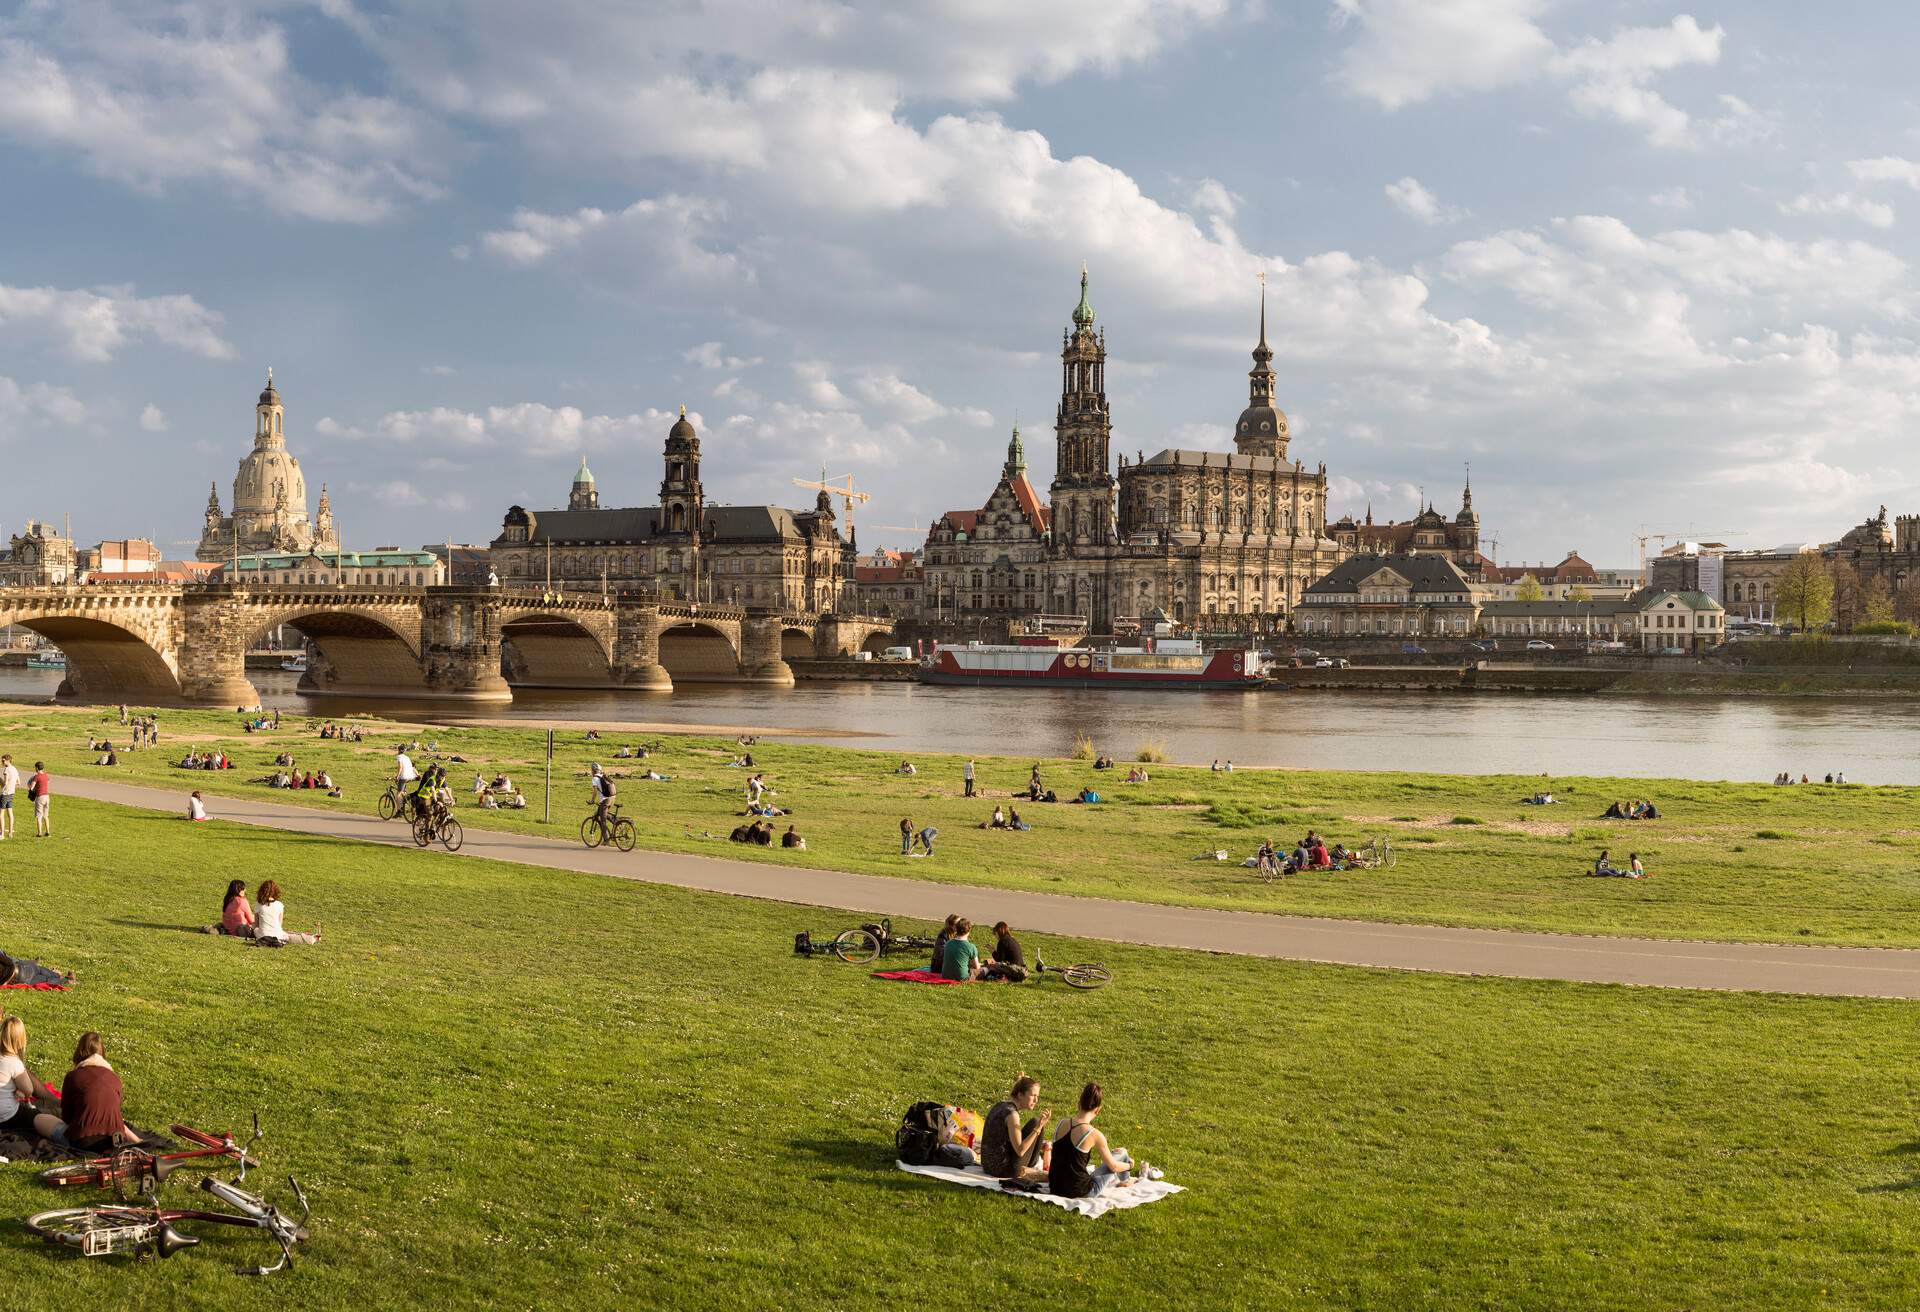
[499,611,615,688]
[859,631,894,656]
[244,607,428,697]
[779,626,816,662]
[658,621,741,682]
[4,615,182,702]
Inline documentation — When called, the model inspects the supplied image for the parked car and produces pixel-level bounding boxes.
[881,646,915,662]
[1659,646,1689,657]
[1331,657,1351,668]
[1467,640,1495,653]
[1314,657,1335,667]
[1525,639,1555,652]
[1400,643,1427,655]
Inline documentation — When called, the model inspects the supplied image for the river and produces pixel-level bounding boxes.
[4,666,1916,783]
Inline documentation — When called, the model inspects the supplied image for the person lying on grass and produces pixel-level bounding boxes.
[982,1074,1052,1183]
[1049,1082,1147,1198]
[0,952,76,987]
[33,1031,134,1152]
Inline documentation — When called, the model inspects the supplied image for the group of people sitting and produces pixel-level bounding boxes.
[931,917,1027,982]
[728,820,804,848]
[178,750,234,771]
[316,722,364,742]
[470,772,528,809]
[1210,760,1236,773]
[207,878,321,943]
[611,745,650,759]
[935,1075,1151,1199]
[724,753,755,768]
[1521,791,1556,805]
[1591,849,1648,878]
[0,1020,136,1155]
[895,760,918,776]
[1254,831,1362,876]
[1773,772,1812,785]
[1601,799,1660,819]
[977,806,1032,831]
[1089,754,1117,770]
[89,740,120,767]
[260,768,336,793]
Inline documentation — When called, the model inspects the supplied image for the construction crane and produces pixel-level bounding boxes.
[1633,526,1748,580]
[792,472,870,538]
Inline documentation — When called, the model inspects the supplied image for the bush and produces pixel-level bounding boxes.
[1070,734,1096,761]
[1135,739,1168,763]
[1852,620,1916,637]
[1449,815,1483,825]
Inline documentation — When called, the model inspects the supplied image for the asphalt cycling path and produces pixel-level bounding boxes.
[57,776,1920,1001]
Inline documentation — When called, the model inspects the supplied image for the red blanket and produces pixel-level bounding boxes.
[872,969,963,985]
[0,982,68,991]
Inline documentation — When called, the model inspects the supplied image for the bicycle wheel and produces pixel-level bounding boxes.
[376,792,396,821]
[410,815,433,848]
[1059,963,1113,990]
[35,1162,107,1188]
[438,818,464,852]
[579,816,603,848]
[26,1205,159,1255]
[832,928,881,963]
[611,818,637,852]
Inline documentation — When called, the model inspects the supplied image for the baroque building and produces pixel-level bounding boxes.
[197,371,339,563]
[1045,270,1345,630]
[0,520,76,586]
[1328,490,1485,579]
[922,426,1051,623]
[490,408,851,610]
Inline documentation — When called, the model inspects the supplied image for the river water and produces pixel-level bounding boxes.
[4,666,1916,783]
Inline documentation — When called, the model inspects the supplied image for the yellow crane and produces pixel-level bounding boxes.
[792,472,871,537]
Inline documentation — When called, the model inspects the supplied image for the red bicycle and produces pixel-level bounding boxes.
[37,1122,259,1197]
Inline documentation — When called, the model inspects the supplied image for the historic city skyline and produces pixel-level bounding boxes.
[4,2,1920,565]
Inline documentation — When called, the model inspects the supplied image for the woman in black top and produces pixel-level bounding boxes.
[1049,1082,1142,1198]
[929,914,958,973]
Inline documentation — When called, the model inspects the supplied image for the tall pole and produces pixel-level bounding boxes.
[543,729,553,826]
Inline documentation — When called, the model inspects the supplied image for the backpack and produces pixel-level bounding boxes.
[895,1101,952,1166]
[793,931,813,955]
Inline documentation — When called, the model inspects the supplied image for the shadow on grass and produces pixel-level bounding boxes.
[107,918,209,935]
[786,1136,920,1188]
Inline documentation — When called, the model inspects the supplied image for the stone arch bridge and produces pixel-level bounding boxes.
[0,584,897,706]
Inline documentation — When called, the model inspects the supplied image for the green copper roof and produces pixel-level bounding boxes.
[1072,264,1094,327]
[573,455,595,486]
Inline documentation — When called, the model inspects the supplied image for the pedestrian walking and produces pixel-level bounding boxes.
[0,753,17,841]
[964,758,976,798]
[900,817,914,855]
[28,761,51,838]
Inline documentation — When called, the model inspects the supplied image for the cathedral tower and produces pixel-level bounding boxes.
[1049,265,1114,552]
[569,456,599,511]
[1233,273,1289,459]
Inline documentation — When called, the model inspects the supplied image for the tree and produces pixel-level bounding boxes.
[1863,575,1896,627]
[1566,583,1593,603]
[1898,573,1920,624]
[1776,553,1834,632]
[1828,560,1864,632]
[1514,574,1545,602]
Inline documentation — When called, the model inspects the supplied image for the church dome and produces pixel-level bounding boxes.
[669,405,696,442]
[1235,403,1287,444]
[233,444,307,514]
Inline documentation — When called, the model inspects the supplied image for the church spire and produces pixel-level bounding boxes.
[206,481,221,513]
[1248,270,1275,407]
[1003,423,1026,480]
[1072,262,1094,328]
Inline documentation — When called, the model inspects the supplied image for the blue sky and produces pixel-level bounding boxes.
[4,0,1919,569]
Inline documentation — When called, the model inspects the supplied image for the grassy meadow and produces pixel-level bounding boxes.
[6,703,1920,945]
[1,799,1919,1310]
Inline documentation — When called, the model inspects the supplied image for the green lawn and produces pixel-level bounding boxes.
[2,799,1919,1309]
[7,702,1920,945]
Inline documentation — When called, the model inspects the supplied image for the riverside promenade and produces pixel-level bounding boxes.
[57,776,1920,1001]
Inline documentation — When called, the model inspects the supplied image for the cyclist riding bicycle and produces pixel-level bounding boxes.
[404,763,439,823]
[589,765,617,829]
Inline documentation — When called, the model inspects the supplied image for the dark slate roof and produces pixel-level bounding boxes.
[1302,552,1474,597]
[1478,600,1611,619]
[517,504,819,545]
[1135,448,1296,473]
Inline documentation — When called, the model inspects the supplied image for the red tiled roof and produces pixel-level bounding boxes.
[941,510,980,533]
[855,565,905,583]
[1007,475,1051,533]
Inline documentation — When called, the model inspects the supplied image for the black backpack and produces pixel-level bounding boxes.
[895,1101,952,1166]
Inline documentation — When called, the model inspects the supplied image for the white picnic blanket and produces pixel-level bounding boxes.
[895,1160,1185,1218]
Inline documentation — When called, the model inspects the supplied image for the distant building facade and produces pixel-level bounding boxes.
[215,549,446,587]
[851,551,923,620]
[1636,590,1725,653]
[1295,552,1479,638]
[0,520,77,586]
[922,426,1051,626]
[198,371,340,563]
[1328,494,1485,580]
[490,409,851,610]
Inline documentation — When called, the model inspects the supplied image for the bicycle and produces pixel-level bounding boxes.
[580,803,636,852]
[795,919,1115,989]
[410,803,464,852]
[37,1123,260,1198]
[376,784,424,822]
[27,1117,311,1276]
[1032,957,1114,990]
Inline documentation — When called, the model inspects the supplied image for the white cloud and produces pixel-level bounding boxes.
[1649,186,1693,209]
[684,342,761,369]
[1384,176,1466,224]
[0,8,447,223]
[478,195,745,284]
[1849,156,1920,190]
[1781,192,1895,230]
[137,403,168,431]
[0,376,88,434]
[0,282,233,362]
[337,402,695,458]
[420,364,458,377]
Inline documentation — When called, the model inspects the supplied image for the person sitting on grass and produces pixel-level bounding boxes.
[750,820,774,846]
[781,824,805,850]
[1255,840,1279,878]
[939,918,985,981]
[897,760,918,776]
[639,769,669,782]
[317,770,335,792]
[33,1032,134,1152]
[1074,787,1099,804]
[1309,839,1333,870]
[472,771,489,798]
[478,790,499,810]
[184,790,208,822]
[209,878,254,936]
[984,806,1007,830]
[929,914,959,972]
[1049,1083,1145,1199]
[255,880,319,946]
[503,791,527,808]
[1007,808,1031,832]
[985,921,1028,982]
[1592,849,1625,877]
[729,823,752,843]
[0,1015,54,1140]
[1629,852,1648,879]
[982,1074,1051,1183]
[1124,766,1149,783]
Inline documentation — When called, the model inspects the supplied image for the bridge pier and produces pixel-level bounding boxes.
[612,604,673,692]
[739,613,796,687]
[178,587,264,707]
[419,590,513,704]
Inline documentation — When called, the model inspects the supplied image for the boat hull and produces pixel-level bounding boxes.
[918,668,1264,690]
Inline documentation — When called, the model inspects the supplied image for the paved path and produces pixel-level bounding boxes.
[56,777,1920,1000]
